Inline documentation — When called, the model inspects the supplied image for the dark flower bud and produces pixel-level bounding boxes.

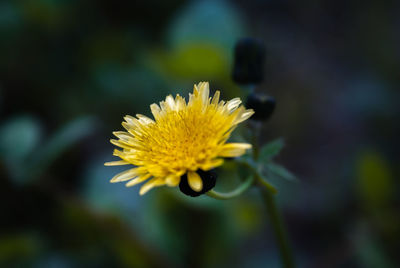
[246,93,276,121]
[232,38,265,85]
[179,169,217,197]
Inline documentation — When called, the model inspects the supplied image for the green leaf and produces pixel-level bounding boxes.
[266,162,297,182]
[0,116,42,185]
[0,116,42,163]
[26,116,97,180]
[259,138,285,162]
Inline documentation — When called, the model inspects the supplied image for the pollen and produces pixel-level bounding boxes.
[105,82,254,195]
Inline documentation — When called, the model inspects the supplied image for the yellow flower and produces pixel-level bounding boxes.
[105,82,254,195]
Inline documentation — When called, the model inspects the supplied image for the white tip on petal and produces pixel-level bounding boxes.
[113,131,134,143]
[136,114,154,125]
[188,171,203,192]
[104,160,129,166]
[226,98,242,111]
[175,95,186,110]
[150,103,162,120]
[234,109,254,124]
[165,95,176,110]
[199,82,210,103]
[110,168,140,183]
[124,115,139,127]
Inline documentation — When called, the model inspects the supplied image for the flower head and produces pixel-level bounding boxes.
[105,82,254,195]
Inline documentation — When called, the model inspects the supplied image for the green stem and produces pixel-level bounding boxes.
[251,121,262,160]
[260,187,295,268]
[250,120,294,267]
[233,158,278,194]
[206,175,254,200]
[255,173,278,194]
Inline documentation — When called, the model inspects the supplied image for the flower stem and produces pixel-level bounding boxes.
[260,185,295,268]
[206,175,254,200]
[250,121,262,160]
[250,120,294,267]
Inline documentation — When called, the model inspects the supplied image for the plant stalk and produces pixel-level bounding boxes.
[206,175,254,200]
[251,121,295,267]
[260,184,295,268]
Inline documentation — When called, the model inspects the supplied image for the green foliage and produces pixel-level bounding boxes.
[0,116,42,163]
[266,162,297,182]
[27,116,97,180]
[259,138,285,163]
[257,138,297,183]
[167,0,245,51]
[35,117,95,165]
[0,116,42,184]
[256,173,279,194]
[356,150,394,208]
[0,116,96,185]
[353,223,396,268]
[159,44,228,79]
[222,138,295,197]
[0,234,42,265]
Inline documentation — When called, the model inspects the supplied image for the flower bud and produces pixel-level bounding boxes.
[232,38,265,85]
[246,93,276,121]
[179,169,217,197]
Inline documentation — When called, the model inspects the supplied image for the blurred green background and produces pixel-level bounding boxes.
[0,0,399,267]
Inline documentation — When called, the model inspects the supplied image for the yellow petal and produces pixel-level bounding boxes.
[123,115,140,128]
[233,108,254,125]
[111,138,145,150]
[219,143,252,157]
[136,114,154,125]
[165,174,180,187]
[110,139,140,150]
[198,82,209,103]
[126,174,151,187]
[201,158,224,170]
[165,95,176,110]
[226,98,241,111]
[139,178,165,195]
[211,90,220,105]
[104,160,130,166]
[110,168,141,183]
[188,171,203,192]
[121,122,142,137]
[175,94,186,110]
[193,83,200,96]
[150,103,162,121]
[112,131,136,144]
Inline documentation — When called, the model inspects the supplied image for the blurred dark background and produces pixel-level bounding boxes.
[0,0,399,267]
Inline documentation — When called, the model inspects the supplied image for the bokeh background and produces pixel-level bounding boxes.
[1,0,399,267]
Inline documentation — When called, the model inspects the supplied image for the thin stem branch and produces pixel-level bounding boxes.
[206,175,254,200]
[234,159,278,194]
